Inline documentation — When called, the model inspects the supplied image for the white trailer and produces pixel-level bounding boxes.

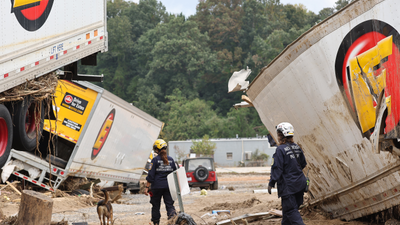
[2,80,163,192]
[0,1,107,168]
[230,0,400,221]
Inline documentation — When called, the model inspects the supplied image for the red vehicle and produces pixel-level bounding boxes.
[183,157,218,190]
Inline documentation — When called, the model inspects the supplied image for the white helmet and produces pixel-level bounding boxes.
[276,122,294,137]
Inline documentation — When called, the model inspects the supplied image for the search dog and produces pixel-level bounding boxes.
[97,189,113,225]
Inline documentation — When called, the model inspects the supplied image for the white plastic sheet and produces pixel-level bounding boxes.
[167,167,190,201]
[1,160,41,182]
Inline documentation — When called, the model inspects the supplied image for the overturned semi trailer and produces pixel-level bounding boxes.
[230,0,400,221]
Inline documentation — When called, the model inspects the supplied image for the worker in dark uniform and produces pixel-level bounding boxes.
[144,139,177,225]
[268,122,307,225]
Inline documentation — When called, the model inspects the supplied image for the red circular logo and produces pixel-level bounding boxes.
[335,20,400,137]
[11,0,54,31]
[64,95,73,104]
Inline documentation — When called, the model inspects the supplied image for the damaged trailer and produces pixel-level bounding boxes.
[2,80,163,192]
[229,0,400,221]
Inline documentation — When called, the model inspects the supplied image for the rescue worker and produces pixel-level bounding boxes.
[268,122,307,225]
[144,139,177,225]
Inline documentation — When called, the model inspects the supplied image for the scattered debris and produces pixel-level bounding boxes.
[200,213,216,219]
[78,179,100,190]
[0,72,57,103]
[98,185,124,203]
[268,209,282,217]
[174,212,197,225]
[52,189,70,198]
[110,185,123,203]
[0,215,17,225]
[59,177,89,192]
[202,197,261,212]
[6,181,21,195]
[50,219,69,225]
[216,212,271,225]
[212,210,231,215]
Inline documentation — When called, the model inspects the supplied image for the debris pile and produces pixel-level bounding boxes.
[201,197,262,212]
[0,72,58,103]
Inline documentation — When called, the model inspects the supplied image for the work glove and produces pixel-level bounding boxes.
[268,185,272,194]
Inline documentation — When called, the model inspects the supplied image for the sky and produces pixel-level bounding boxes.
[130,0,338,17]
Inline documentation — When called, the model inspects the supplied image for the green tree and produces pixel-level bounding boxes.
[132,16,218,110]
[160,89,221,141]
[283,4,317,31]
[191,135,216,157]
[335,0,355,11]
[81,0,168,101]
[217,107,269,138]
[250,149,270,161]
[195,0,243,51]
[318,7,335,21]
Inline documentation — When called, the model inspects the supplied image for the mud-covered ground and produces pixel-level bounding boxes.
[0,173,391,225]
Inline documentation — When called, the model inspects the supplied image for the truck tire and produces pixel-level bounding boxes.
[194,167,209,182]
[12,97,44,151]
[0,104,13,167]
[45,154,68,169]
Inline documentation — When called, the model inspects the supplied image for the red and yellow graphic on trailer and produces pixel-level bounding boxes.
[335,20,400,138]
[43,80,98,143]
[91,109,115,160]
[11,0,54,31]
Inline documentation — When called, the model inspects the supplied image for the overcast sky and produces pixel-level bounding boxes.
[130,0,338,17]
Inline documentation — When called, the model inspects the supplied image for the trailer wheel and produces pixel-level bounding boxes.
[0,104,13,167]
[12,97,44,151]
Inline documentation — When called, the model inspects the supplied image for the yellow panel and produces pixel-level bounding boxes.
[13,0,41,8]
[350,36,393,133]
[43,80,98,143]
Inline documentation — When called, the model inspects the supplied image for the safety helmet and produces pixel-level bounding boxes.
[153,139,167,150]
[276,122,294,137]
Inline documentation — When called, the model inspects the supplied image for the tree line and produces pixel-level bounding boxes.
[81,0,353,142]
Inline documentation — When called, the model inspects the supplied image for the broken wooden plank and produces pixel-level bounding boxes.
[269,209,282,217]
[216,212,270,225]
[0,181,20,191]
[6,181,21,195]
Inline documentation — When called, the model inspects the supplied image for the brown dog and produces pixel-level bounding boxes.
[97,189,113,225]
